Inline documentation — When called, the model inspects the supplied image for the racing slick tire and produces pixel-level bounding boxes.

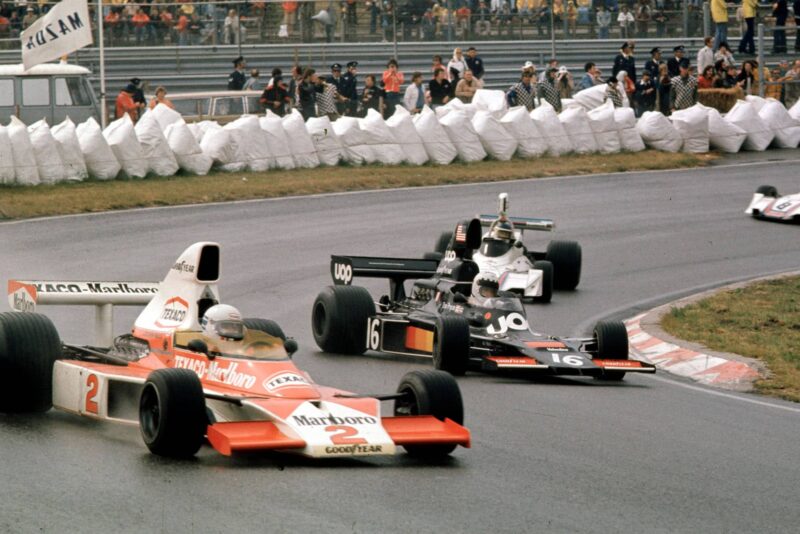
[311,285,376,355]
[593,320,630,381]
[532,260,554,304]
[434,231,453,254]
[433,316,471,376]
[0,312,61,413]
[243,318,286,341]
[756,185,779,197]
[394,369,464,458]
[139,368,208,458]
[545,240,582,291]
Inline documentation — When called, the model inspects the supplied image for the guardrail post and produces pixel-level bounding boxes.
[702,1,710,38]
[757,23,765,97]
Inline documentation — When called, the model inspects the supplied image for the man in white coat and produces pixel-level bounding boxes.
[403,72,426,114]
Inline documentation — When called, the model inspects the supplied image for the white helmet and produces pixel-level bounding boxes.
[201,304,244,342]
[471,272,499,305]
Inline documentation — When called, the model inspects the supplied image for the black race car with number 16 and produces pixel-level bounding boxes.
[312,219,655,381]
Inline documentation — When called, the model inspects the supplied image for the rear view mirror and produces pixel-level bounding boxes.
[284,338,299,357]
[187,339,209,355]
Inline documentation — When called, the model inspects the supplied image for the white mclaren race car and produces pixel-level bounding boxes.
[1,243,470,460]
[431,193,582,303]
[745,185,800,224]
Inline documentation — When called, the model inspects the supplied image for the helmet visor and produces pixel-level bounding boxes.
[479,286,497,298]
[215,320,244,341]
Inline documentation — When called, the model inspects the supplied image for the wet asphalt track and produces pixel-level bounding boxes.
[1,156,799,533]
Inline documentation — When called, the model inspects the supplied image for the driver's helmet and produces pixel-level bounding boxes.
[491,219,515,241]
[201,304,245,342]
[471,272,500,305]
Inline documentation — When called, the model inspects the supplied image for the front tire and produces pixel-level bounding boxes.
[532,260,554,303]
[139,369,207,458]
[546,240,582,290]
[756,185,779,197]
[394,370,464,458]
[433,316,470,376]
[593,320,629,381]
[0,312,61,413]
[311,285,376,355]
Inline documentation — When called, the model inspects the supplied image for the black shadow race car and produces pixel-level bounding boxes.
[312,219,655,381]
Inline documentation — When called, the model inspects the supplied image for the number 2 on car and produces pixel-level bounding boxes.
[85,374,100,414]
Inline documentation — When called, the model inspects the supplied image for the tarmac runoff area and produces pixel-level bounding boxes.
[625,271,800,393]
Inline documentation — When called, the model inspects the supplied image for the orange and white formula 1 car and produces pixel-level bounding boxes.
[1,242,470,459]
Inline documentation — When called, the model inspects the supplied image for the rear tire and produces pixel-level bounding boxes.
[243,318,286,341]
[546,240,582,290]
[394,369,464,458]
[756,185,779,197]
[311,285,375,355]
[532,260,554,303]
[433,316,470,376]
[434,231,453,254]
[139,368,207,458]
[0,312,61,413]
[593,320,629,381]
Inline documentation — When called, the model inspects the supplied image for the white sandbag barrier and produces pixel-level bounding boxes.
[724,100,775,151]
[76,117,120,180]
[613,108,646,152]
[636,111,683,152]
[559,106,599,154]
[439,109,488,162]
[530,103,573,156]
[586,101,621,154]
[758,100,800,148]
[103,116,148,179]
[385,107,428,166]
[5,96,800,188]
[306,116,344,166]
[670,104,710,153]
[500,106,548,158]
[51,118,89,182]
[28,120,66,184]
[413,106,458,165]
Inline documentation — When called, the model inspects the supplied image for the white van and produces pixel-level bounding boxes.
[0,63,100,125]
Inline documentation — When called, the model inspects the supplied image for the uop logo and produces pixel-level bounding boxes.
[332,262,353,285]
[156,297,189,328]
[263,372,310,392]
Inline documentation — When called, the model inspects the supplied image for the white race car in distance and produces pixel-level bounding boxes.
[745,185,800,223]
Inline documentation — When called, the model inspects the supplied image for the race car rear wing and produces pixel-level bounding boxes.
[8,280,159,346]
[478,215,555,233]
[330,255,439,302]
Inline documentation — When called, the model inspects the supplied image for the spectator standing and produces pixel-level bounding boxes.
[455,70,483,103]
[326,63,349,116]
[710,0,727,52]
[148,86,174,110]
[260,70,291,116]
[667,45,685,78]
[617,6,634,39]
[577,62,602,91]
[772,0,788,54]
[779,59,800,106]
[403,72,426,114]
[670,59,698,112]
[658,63,671,114]
[175,11,190,47]
[738,0,756,55]
[604,76,624,107]
[653,9,667,37]
[298,68,319,119]
[474,1,491,37]
[228,56,247,90]
[539,58,558,82]
[539,68,563,111]
[316,78,339,120]
[115,83,141,122]
[157,9,175,45]
[243,69,261,91]
[556,66,574,98]
[382,59,404,117]
[635,0,651,38]
[697,37,715,74]
[736,59,756,93]
[341,61,360,116]
[506,69,536,111]
[465,47,485,80]
[360,74,384,116]
[644,47,662,84]
[634,71,656,115]
[613,42,637,83]
[132,8,151,45]
[223,9,240,45]
[21,7,35,30]
[447,48,467,86]
[431,55,445,74]
[429,68,452,107]
[714,42,736,68]
[597,5,611,39]
[698,65,716,88]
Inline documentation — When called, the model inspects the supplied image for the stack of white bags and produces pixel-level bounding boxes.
[2,88,799,186]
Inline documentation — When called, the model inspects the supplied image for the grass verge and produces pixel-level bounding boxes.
[661,276,800,402]
[0,150,712,220]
